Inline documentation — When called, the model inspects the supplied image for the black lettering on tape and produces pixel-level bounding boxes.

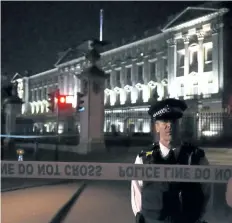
[134,167,143,178]
[54,165,61,176]
[216,168,232,181]
[202,168,210,180]
[39,164,60,176]
[38,164,45,175]
[164,167,171,179]
[26,164,34,175]
[145,167,152,178]
[175,167,183,179]
[95,165,102,177]
[194,168,202,179]
[80,165,87,176]
[126,167,134,177]
[1,163,15,175]
[72,165,79,176]
[119,167,125,177]
[46,165,54,175]
[64,165,71,176]
[19,164,25,174]
[173,167,190,180]
[183,168,190,179]
[153,167,160,178]
[88,165,94,176]
[223,169,232,181]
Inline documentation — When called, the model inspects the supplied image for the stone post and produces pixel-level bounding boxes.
[3,83,23,148]
[76,40,108,154]
[167,38,177,98]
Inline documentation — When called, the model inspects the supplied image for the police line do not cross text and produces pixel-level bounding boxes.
[1,161,232,183]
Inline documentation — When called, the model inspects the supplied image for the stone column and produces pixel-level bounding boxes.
[131,62,139,103]
[167,38,177,98]
[197,32,205,94]
[73,75,79,108]
[63,74,68,95]
[120,66,127,105]
[3,95,23,146]
[76,41,107,154]
[23,77,30,113]
[212,24,220,92]
[218,23,224,92]
[143,57,149,84]
[183,35,189,97]
[197,32,204,74]
[156,51,164,83]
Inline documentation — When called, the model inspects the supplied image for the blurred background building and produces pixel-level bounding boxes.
[10,4,232,141]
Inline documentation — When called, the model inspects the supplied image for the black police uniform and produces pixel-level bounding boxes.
[135,98,210,223]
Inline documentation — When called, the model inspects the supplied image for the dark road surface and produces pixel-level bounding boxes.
[2,180,232,223]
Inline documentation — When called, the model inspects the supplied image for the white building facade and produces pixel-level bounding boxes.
[14,6,230,136]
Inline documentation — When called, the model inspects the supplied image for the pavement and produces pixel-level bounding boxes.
[2,179,232,223]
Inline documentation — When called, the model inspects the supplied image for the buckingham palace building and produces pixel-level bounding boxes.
[13,4,232,138]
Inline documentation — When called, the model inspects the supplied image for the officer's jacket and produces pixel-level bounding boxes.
[131,142,211,223]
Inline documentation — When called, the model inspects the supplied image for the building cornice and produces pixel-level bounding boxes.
[56,32,165,68]
[29,68,58,79]
[162,8,229,33]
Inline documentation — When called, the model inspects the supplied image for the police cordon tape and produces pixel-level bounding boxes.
[1,161,232,183]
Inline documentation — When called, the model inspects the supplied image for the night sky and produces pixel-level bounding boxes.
[2,1,203,77]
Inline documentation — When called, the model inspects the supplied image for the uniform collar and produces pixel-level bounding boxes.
[159,142,176,158]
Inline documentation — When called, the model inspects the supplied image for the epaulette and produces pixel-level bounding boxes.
[138,142,159,158]
[139,149,152,158]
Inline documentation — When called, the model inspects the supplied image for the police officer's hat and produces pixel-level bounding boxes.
[148,98,187,121]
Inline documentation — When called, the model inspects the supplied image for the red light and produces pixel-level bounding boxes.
[59,96,66,104]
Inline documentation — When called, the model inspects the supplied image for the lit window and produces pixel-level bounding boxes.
[177,51,185,77]
[189,44,198,73]
[204,44,213,72]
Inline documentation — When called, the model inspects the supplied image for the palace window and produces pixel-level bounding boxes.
[150,62,156,81]
[116,70,121,86]
[204,43,213,72]
[163,58,168,79]
[126,67,132,85]
[177,51,184,77]
[138,65,143,83]
[189,44,198,73]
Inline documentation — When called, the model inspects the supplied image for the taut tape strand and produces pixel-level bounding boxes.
[1,161,232,183]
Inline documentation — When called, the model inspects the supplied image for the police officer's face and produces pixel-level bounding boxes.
[155,120,175,141]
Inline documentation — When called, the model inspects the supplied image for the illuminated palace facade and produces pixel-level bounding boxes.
[15,6,231,135]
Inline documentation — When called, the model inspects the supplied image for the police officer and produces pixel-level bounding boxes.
[131,98,211,223]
